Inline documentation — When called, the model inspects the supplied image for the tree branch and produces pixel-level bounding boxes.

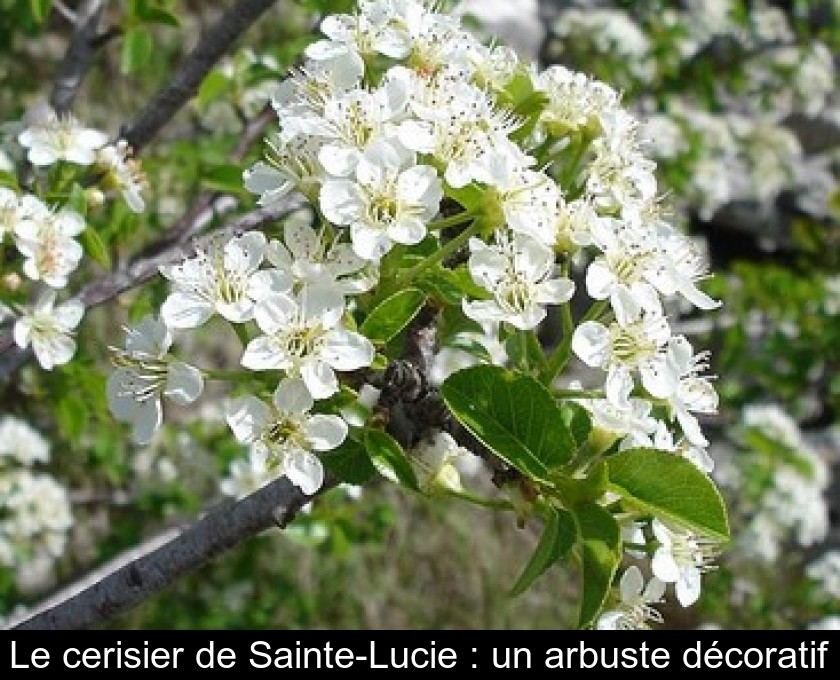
[9,475,336,630]
[122,0,278,153]
[50,0,110,115]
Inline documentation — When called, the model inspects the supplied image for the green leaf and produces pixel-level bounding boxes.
[198,70,230,109]
[81,228,112,270]
[510,506,576,597]
[322,438,377,486]
[0,171,19,191]
[28,0,52,23]
[360,288,427,345]
[441,365,575,482]
[573,502,621,629]
[560,401,592,451]
[416,264,489,306]
[364,429,418,491]
[607,448,730,541]
[121,27,153,75]
[201,163,248,194]
[135,4,180,26]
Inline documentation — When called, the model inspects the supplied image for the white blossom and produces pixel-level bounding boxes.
[651,518,719,607]
[14,207,86,289]
[96,140,147,213]
[159,231,286,328]
[320,140,442,261]
[0,416,50,467]
[107,315,204,445]
[241,287,374,399]
[18,110,108,166]
[225,377,348,495]
[463,231,575,330]
[13,290,84,370]
[597,566,665,630]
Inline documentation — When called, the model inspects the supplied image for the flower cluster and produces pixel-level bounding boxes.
[0,416,72,578]
[1,106,148,371]
[100,0,727,627]
[713,404,830,565]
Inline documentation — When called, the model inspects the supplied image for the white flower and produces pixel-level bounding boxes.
[265,214,374,294]
[644,336,719,448]
[18,110,108,166]
[315,72,410,177]
[397,73,524,188]
[651,518,719,607]
[159,231,288,328]
[806,550,840,600]
[463,231,575,330]
[96,140,147,213]
[320,140,442,261]
[0,187,20,242]
[243,135,323,205]
[219,444,283,500]
[241,287,374,399]
[596,566,665,630]
[14,207,86,289]
[411,430,483,494]
[13,290,84,370]
[585,216,665,325]
[0,417,50,467]
[225,377,348,495]
[0,469,72,569]
[572,308,671,406]
[106,315,204,446]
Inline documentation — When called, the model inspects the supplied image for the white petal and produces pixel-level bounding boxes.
[33,333,76,369]
[165,362,205,405]
[387,216,426,245]
[253,293,297,334]
[284,219,319,261]
[321,329,374,370]
[303,414,348,451]
[53,299,85,331]
[585,259,614,300]
[225,395,270,443]
[619,566,644,601]
[247,269,293,301]
[320,180,363,226]
[536,278,575,305]
[676,567,702,607]
[241,336,287,371]
[350,222,390,261]
[643,576,667,603]
[300,359,339,399]
[130,398,163,445]
[651,548,680,583]
[13,317,32,349]
[160,292,214,329]
[571,321,610,368]
[285,449,324,495]
[273,376,313,415]
[127,316,171,354]
[318,145,360,178]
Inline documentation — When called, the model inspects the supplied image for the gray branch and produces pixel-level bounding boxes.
[122,0,278,152]
[9,475,334,630]
[50,0,109,115]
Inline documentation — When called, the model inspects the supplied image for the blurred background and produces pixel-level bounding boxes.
[0,0,839,629]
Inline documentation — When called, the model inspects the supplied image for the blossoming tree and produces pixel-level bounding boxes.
[0,0,732,630]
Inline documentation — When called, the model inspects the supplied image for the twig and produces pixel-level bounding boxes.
[122,0,278,153]
[50,0,110,116]
[8,475,336,630]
